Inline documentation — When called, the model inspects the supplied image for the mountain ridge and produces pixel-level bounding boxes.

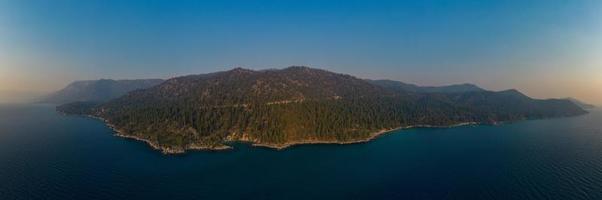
[41,79,164,104]
[369,79,485,94]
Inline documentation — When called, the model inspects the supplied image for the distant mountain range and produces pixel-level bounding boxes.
[56,67,587,153]
[369,80,485,93]
[41,79,164,104]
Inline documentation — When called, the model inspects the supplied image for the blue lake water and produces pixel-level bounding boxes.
[0,104,601,200]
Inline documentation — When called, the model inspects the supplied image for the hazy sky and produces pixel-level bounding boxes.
[0,0,601,104]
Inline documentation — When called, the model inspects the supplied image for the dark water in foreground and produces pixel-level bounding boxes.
[0,104,601,200]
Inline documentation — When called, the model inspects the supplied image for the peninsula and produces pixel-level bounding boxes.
[57,67,587,153]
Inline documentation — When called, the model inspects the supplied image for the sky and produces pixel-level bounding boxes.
[0,0,601,104]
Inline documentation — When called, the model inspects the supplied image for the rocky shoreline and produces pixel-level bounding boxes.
[250,122,479,150]
[80,112,480,154]
[82,114,232,154]
[59,109,483,154]
[59,110,483,154]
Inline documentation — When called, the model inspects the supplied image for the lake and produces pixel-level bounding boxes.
[0,104,601,200]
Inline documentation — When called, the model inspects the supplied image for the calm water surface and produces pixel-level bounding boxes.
[0,104,601,200]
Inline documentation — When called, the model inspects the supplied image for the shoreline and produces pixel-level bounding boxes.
[251,122,479,150]
[69,112,481,154]
[83,114,232,154]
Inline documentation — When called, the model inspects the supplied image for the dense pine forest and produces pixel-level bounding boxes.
[57,67,587,153]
